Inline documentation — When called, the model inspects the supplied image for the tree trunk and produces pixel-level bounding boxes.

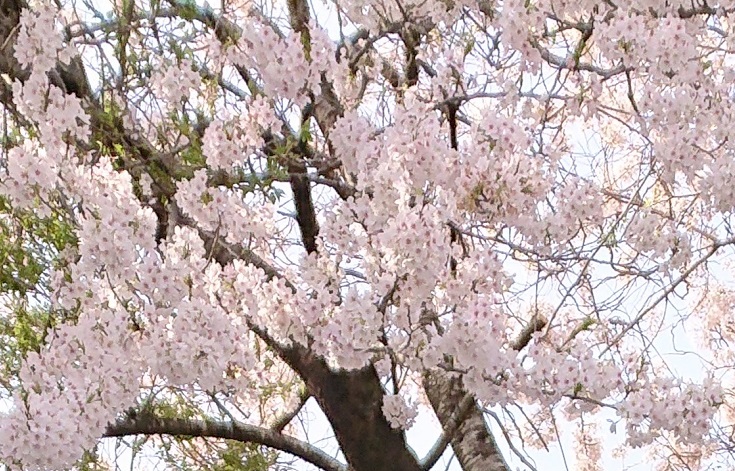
[424,370,510,471]
[274,341,422,471]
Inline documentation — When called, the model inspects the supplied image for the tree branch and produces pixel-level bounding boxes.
[419,393,474,471]
[271,386,310,432]
[422,314,547,471]
[105,412,347,471]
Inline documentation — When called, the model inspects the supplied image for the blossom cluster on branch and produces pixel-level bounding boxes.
[1,0,735,470]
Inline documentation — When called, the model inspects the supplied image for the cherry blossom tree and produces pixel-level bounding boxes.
[2,0,735,470]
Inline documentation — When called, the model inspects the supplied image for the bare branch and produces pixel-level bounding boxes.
[271,387,310,432]
[105,412,348,471]
[419,393,474,471]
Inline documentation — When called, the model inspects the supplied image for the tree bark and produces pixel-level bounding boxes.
[424,370,510,471]
[422,316,548,471]
[255,331,423,471]
[105,413,347,471]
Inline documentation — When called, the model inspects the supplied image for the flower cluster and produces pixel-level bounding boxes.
[382,394,418,430]
[619,377,723,448]
[13,4,67,74]
[150,59,202,111]
[3,0,735,469]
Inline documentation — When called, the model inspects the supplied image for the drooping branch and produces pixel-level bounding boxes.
[105,412,347,471]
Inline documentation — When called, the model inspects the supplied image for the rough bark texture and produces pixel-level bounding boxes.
[105,413,347,471]
[307,365,422,471]
[424,370,510,471]
[260,338,422,471]
[423,317,548,471]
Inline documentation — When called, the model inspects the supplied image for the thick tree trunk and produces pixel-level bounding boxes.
[313,366,422,471]
[274,341,422,471]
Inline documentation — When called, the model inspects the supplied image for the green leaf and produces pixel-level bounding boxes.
[200,192,214,205]
[299,121,312,143]
[463,37,475,59]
